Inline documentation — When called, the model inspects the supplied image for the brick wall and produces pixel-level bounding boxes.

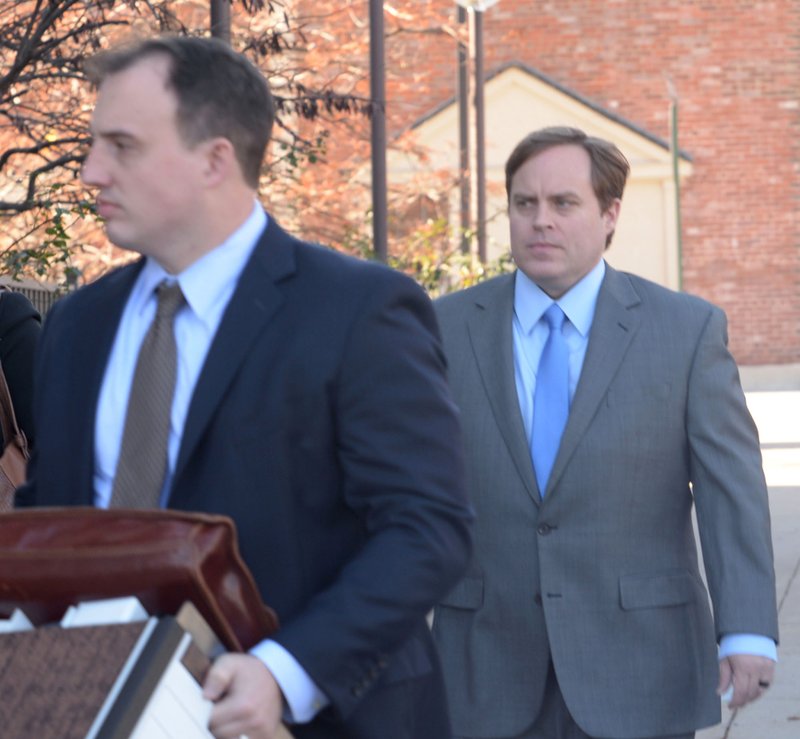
[294,0,800,365]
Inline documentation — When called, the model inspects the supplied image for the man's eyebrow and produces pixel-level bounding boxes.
[549,190,581,200]
[90,126,138,142]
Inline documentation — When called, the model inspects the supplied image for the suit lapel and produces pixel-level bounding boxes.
[547,264,641,492]
[173,221,294,482]
[467,275,540,503]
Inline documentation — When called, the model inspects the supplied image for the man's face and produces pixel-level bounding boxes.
[508,144,620,298]
[82,55,208,263]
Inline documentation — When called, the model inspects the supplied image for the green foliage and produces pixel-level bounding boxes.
[276,131,329,171]
[341,215,514,297]
[1,184,96,286]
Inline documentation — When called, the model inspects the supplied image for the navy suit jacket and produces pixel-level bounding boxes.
[18,219,473,738]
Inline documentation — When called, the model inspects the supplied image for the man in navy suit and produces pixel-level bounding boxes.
[17,36,472,739]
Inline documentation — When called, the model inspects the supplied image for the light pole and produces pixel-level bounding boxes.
[455,0,498,263]
[666,79,683,292]
[456,5,470,254]
[209,0,231,43]
[369,0,388,262]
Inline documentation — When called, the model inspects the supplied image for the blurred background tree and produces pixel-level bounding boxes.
[1,0,505,295]
[0,0,374,285]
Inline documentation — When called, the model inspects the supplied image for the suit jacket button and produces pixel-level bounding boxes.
[534,593,543,605]
[537,523,552,535]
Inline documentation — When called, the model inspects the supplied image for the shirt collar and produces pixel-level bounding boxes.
[514,259,606,337]
[135,202,267,329]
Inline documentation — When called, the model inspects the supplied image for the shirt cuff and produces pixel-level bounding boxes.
[250,639,329,723]
[718,633,777,662]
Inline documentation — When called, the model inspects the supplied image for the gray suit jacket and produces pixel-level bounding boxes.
[432,265,778,738]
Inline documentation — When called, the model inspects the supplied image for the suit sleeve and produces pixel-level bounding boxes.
[14,293,67,507]
[687,306,779,642]
[0,291,41,447]
[271,271,473,717]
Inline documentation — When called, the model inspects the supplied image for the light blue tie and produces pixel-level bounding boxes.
[531,304,569,495]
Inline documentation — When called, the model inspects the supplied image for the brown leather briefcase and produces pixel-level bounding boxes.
[0,507,278,651]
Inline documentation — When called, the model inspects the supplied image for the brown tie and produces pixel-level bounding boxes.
[110,281,185,509]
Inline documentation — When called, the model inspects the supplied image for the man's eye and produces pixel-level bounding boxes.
[111,139,134,154]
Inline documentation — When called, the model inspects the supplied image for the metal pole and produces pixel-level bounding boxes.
[670,99,683,291]
[369,0,388,262]
[473,9,487,263]
[457,6,471,254]
[210,0,231,43]
[665,79,683,292]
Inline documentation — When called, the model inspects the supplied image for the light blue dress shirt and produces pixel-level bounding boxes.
[94,202,328,721]
[511,259,776,664]
[512,260,605,433]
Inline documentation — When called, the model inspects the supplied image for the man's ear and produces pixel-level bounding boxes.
[603,198,622,235]
[201,137,238,187]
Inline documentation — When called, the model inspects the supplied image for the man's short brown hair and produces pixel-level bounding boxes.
[86,35,275,189]
[505,126,630,212]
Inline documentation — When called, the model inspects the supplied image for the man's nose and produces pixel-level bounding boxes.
[532,203,553,230]
[81,144,108,188]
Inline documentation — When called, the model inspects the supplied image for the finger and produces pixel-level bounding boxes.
[760,660,776,687]
[208,695,244,734]
[717,658,733,695]
[206,655,285,739]
[203,654,236,702]
[728,677,752,708]
[730,657,776,707]
[207,711,250,739]
[730,670,764,708]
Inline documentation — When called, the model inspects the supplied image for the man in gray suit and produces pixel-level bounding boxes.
[432,127,778,739]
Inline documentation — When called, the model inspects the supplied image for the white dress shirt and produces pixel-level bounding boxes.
[511,259,776,664]
[94,202,328,721]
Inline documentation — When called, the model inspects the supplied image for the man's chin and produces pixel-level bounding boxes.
[519,264,563,293]
[103,225,140,253]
